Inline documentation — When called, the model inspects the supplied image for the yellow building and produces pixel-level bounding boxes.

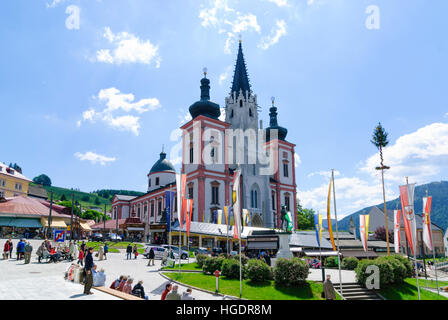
[0,162,31,198]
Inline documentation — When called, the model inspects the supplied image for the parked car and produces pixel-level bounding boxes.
[144,246,179,259]
[194,247,210,256]
[211,247,224,257]
[90,233,103,242]
[105,233,122,241]
[161,245,189,259]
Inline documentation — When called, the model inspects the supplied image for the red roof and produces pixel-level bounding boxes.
[0,196,67,218]
[35,198,71,215]
[91,219,127,230]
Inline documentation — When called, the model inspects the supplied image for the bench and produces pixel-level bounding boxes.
[93,286,144,300]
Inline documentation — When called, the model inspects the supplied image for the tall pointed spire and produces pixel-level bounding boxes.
[231,40,251,96]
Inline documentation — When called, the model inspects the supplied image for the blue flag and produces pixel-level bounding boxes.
[165,191,175,231]
[314,214,322,247]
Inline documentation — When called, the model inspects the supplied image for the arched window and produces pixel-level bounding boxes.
[249,108,253,117]
[250,190,258,209]
[230,109,234,118]
[240,100,243,107]
[189,143,194,163]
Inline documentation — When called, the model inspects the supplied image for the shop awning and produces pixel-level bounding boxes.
[127,227,144,231]
[40,218,67,228]
[11,218,42,228]
[0,217,13,226]
[80,222,92,231]
[303,250,340,257]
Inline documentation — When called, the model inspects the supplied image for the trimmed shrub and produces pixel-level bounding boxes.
[355,258,394,288]
[232,254,248,265]
[324,256,339,268]
[246,259,272,283]
[196,254,208,268]
[202,256,226,274]
[341,257,359,270]
[273,257,310,287]
[378,256,407,285]
[391,254,413,278]
[221,258,242,279]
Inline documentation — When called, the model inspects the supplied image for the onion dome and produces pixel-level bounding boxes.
[266,97,288,141]
[150,151,175,173]
[189,68,221,120]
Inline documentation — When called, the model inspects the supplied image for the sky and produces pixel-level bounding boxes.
[1,0,448,219]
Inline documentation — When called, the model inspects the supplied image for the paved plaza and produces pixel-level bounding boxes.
[0,239,221,300]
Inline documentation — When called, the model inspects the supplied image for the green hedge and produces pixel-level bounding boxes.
[233,254,249,265]
[196,254,208,268]
[246,259,272,283]
[202,257,226,275]
[355,255,411,288]
[221,258,242,279]
[341,257,359,270]
[273,258,310,287]
[324,256,339,268]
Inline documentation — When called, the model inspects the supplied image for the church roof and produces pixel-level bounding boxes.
[231,41,251,96]
[189,72,221,120]
[150,152,175,174]
[266,100,288,141]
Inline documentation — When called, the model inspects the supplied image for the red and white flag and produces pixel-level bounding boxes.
[232,168,242,240]
[399,183,416,255]
[179,174,187,227]
[186,198,193,236]
[393,210,402,254]
[359,215,370,252]
[422,196,433,251]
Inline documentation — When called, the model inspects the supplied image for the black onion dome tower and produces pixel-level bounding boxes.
[189,68,221,120]
[266,97,288,141]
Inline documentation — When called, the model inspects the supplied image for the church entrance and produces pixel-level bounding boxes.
[251,214,263,227]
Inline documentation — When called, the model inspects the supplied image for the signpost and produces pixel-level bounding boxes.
[54,230,66,243]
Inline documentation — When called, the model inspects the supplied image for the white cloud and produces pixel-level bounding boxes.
[294,153,301,167]
[258,20,287,50]
[219,65,233,85]
[307,170,340,179]
[95,27,161,67]
[74,152,116,165]
[78,87,161,135]
[307,0,315,5]
[46,0,64,8]
[199,1,262,54]
[360,122,448,184]
[268,0,288,7]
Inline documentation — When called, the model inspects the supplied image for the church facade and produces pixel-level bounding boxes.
[111,42,297,240]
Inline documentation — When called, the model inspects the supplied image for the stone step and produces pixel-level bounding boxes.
[344,294,382,300]
[342,289,376,295]
[343,291,378,297]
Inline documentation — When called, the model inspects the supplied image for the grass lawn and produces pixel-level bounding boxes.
[406,278,448,290]
[163,272,340,300]
[379,278,448,300]
[161,263,202,271]
[82,241,144,254]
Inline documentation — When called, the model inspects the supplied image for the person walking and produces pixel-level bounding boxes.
[3,240,10,260]
[166,285,181,300]
[16,239,25,260]
[103,243,108,260]
[161,283,172,300]
[147,247,155,266]
[263,252,271,267]
[133,244,138,259]
[126,244,132,260]
[80,241,86,255]
[98,245,104,261]
[8,238,13,259]
[323,275,336,300]
[78,248,84,266]
[24,241,33,264]
[83,247,94,295]
[181,288,195,300]
[68,241,75,262]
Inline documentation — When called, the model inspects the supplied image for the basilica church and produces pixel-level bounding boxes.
[111,42,297,241]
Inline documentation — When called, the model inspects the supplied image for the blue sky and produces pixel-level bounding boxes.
[2,0,448,218]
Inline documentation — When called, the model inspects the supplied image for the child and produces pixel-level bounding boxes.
[78,249,84,266]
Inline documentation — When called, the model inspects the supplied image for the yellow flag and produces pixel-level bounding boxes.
[327,179,337,251]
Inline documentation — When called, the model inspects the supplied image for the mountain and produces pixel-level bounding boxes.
[337,181,448,232]
[34,184,144,209]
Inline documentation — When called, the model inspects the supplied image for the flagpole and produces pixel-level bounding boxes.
[178,182,182,276]
[331,169,343,299]
[407,177,420,300]
[427,189,440,295]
